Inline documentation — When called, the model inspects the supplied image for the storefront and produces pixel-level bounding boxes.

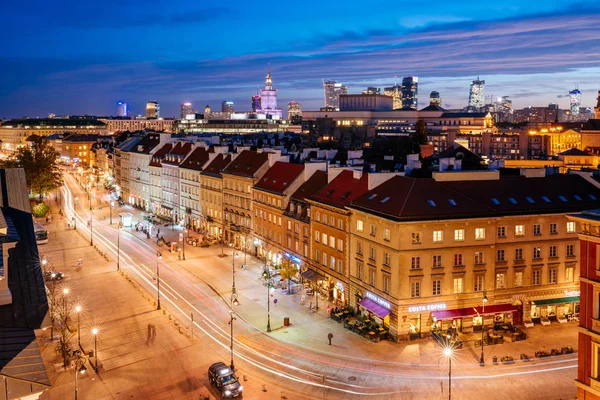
[431,303,520,334]
[531,295,580,322]
[333,282,345,306]
[357,292,391,329]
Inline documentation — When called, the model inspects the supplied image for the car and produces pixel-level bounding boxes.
[208,362,243,398]
[43,271,64,281]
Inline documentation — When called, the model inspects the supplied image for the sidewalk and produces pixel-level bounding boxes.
[36,203,309,400]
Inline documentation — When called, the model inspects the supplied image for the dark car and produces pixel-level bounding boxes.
[208,362,243,398]
[43,271,64,281]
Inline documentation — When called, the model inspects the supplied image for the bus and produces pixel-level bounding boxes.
[34,221,49,245]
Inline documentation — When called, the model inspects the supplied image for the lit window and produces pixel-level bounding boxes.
[453,277,464,294]
[566,267,574,283]
[433,230,443,243]
[515,225,524,236]
[475,228,485,240]
[496,273,506,289]
[454,229,464,241]
[383,228,390,241]
[515,272,523,287]
[412,232,421,244]
[357,220,363,232]
[566,221,576,233]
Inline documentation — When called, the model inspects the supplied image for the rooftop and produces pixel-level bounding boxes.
[129,134,162,154]
[149,143,173,167]
[222,150,269,177]
[310,170,370,208]
[180,147,211,171]
[254,162,304,194]
[201,154,232,178]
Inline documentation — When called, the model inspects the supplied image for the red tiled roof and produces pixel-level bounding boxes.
[254,162,304,194]
[129,134,162,154]
[201,154,232,178]
[310,170,370,208]
[180,147,210,171]
[222,150,269,177]
[149,143,172,167]
[290,170,329,202]
[163,142,193,165]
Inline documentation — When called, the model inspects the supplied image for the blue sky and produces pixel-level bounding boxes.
[1,0,599,117]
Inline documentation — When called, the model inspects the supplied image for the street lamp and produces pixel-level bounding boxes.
[117,222,122,271]
[74,354,86,400]
[230,250,240,371]
[75,305,82,349]
[74,196,78,230]
[232,251,238,297]
[156,251,162,310]
[110,201,114,225]
[444,347,453,400]
[91,328,99,373]
[41,258,48,273]
[182,228,187,260]
[480,290,488,366]
[90,208,94,246]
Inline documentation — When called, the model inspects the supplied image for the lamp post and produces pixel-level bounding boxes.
[263,268,272,332]
[74,353,86,400]
[480,290,488,366]
[117,222,121,271]
[75,305,82,349]
[156,251,162,310]
[444,347,453,400]
[230,250,240,371]
[232,251,238,296]
[74,197,78,230]
[91,328,99,373]
[110,201,114,225]
[41,258,48,273]
[90,208,94,246]
[62,288,70,328]
[182,228,186,260]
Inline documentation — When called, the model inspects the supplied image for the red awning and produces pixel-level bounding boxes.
[431,303,518,320]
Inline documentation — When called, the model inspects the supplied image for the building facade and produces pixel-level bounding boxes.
[179,147,212,229]
[160,142,193,222]
[200,154,232,237]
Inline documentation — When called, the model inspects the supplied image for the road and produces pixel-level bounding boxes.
[59,171,578,399]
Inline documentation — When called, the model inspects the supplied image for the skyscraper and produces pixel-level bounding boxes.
[401,76,418,110]
[287,101,302,120]
[180,102,194,119]
[569,88,581,115]
[117,101,128,117]
[468,78,485,111]
[256,66,282,118]
[383,83,402,110]
[146,101,160,119]
[252,95,261,112]
[429,91,441,107]
[221,101,234,113]
[362,86,380,95]
[323,80,348,110]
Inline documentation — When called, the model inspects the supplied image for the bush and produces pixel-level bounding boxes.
[32,202,50,218]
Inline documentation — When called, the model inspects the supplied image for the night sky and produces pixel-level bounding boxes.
[2,0,600,118]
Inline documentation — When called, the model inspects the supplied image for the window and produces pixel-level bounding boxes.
[497,226,506,238]
[315,211,320,221]
[356,241,363,255]
[432,280,442,296]
[533,224,541,236]
[474,251,484,265]
[357,220,364,232]
[322,214,327,225]
[337,219,343,230]
[515,248,523,261]
[566,267,574,282]
[329,236,335,249]
[474,275,484,292]
[412,232,421,244]
[533,247,542,259]
[532,270,541,285]
[566,244,575,257]
[515,225,525,236]
[322,252,327,266]
[475,228,485,240]
[515,272,523,287]
[315,249,320,262]
[433,255,442,268]
[496,273,506,289]
[315,230,320,243]
[369,246,376,260]
[337,239,343,252]
[411,256,421,269]
[384,252,391,266]
[370,224,376,236]
[330,255,336,270]
[410,281,421,298]
[496,249,505,262]
[357,262,363,280]
[383,228,390,241]
[337,259,343,273]
[453,277,464,294]
[383,275,390,294]
[549,245,558,258]
[322,233,327,244]
[454,229,464,241]
[433,230,443,243]
[453,253,463,267]
[369,269,376,286]
[550,223,558,235]
[567,221,576,233]
[287,220,292,230]
[548,268,557,284]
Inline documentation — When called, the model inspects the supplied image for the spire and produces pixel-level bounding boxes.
[265,63,272,88]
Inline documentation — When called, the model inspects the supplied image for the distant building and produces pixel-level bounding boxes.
[146,101,160,119]
[513,106,557,124]
[492,96,513,122]
[252,95,261,112]
[595,90,600,119]
[468,78,485,111]
[180,102,194,119]
[255,67,282,119]
[99,117,175,134]
[0,118,107,149]
[222,101,235,113]
[383,84,402,110]
[429,91,442,107]
[117,101,128,117]
[401,76,418,110]
[323,80,348,110]
[287,101,302,120]
[569,89,581,115]
[339,94,394,111]
[362,86,380,95]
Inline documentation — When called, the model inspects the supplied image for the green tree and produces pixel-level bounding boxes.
[279,258,299,294]
[1,137,62,198]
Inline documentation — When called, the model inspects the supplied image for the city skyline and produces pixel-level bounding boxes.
[1,1,600,117]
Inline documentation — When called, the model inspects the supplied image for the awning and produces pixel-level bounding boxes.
[533,296,580,306]
[358,298,391,319]
[432,303,518,320]
[300,269,324,281]
[161,205,173,211]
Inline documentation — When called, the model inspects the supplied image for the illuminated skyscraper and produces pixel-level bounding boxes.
[569,88,581,115]
[117,101,128,117]
[468,78,485,111]
[429,91,441,107]
[383,83,402,110]
[401,76,418,109]
[362,86,380,95]
[256,66,282,118]
[252,95,261,112]
[221,101,234,113]
[595,90,600,119]
[323,80,348,110]
[287,101,302,120]
[180,102,194,119]
[146,101,160,119]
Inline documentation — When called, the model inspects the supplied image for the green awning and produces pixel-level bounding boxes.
[533,296,579,306]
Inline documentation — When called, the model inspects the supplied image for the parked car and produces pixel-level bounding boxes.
[208,362,243,398]
[43,271,64,281]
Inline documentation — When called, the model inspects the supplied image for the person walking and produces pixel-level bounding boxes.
[328,332,333,345]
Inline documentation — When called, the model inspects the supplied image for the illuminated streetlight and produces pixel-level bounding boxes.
[75,305,82,348]
[480,291,488,366]
[74,355,86,400]
[90,208,95,246]
[156,251,162,310]
[444,347,453,400]
[110,201,114,225]
[91,328,99,373]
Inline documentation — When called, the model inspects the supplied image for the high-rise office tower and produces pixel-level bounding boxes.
[287,101,302,120]
[221,101,234,113]
[569,88,581,115]
[362,86,380,95]
[252,95,261,112]
[595,89,600,119]
[323,80,348,110]
[146,101,160,118]
[117,101,128,117]
[401,76,418,110]
[468,78,485,111]
[384,83,402,110]
[429,91,442,107]
[180,102,194,119]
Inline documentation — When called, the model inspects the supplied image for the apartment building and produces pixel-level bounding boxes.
[179,146,212,229]
[161,142,193,223]
[114,135,143,202]
[200,154,233,237]
[149,143,172,216]
[128,134,169,210]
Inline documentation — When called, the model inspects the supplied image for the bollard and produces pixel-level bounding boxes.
[243,375,247,382]
[262,384,267,392]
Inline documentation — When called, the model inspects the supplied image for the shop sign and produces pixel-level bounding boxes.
[365,292,391,310]
[408,303,447,313]
[564,289,580,296]
[284,252,302,265]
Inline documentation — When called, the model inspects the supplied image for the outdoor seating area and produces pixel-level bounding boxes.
[330,308,391,343]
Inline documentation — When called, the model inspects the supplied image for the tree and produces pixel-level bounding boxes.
[1,137,62,198]
[279,258,299,294]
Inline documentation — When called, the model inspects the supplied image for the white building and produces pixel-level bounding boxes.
[161,142,194,223]
[128,133,171,210]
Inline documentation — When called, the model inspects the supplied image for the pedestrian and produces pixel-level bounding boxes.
[328,332,333,345]
[146,323,152,344]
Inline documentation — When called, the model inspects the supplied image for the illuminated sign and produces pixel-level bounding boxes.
[408,303,447,313]
[564,289,580,296]
[283,252,302,265]
[365,292,391,310]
